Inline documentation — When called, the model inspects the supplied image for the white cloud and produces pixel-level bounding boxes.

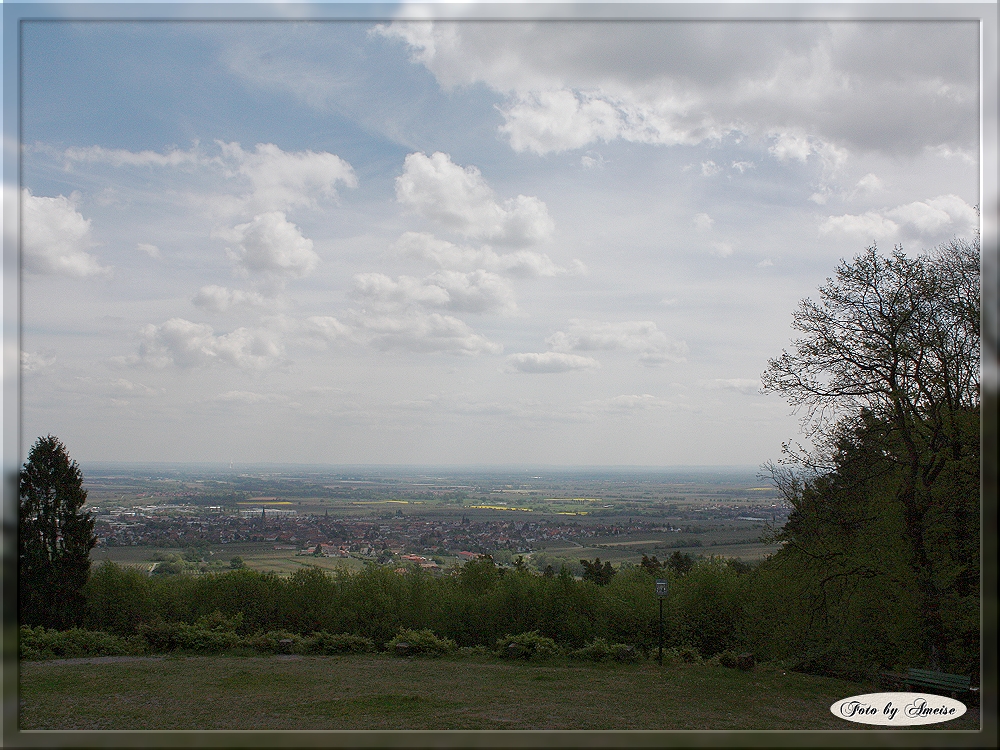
[926,143,976,165]
[62,144,205,169]
[354,272,450,310]
[353,270,516,315]
[21,189,109,277]
[137,243,161,259]
[500,90,628,154]
[350,310,502,356]
[820,212,899,239]
[21,351,56,373]
[851,173,884,198]
[394,231,570,278]
[546,320,688,366]
[376,21,977,160]
[711,242,734,258]
[731,161,755,173]
[767,129,848,173]
[498,88,716,156]
[303,316,353,344]
[693,213,714,232]
[62,141,357,216]
[885,194,978,234]
[820,194,977,240]
[701,160,722,177]
[112,378,159,396]
[429,270,517,315]
[138,318,283,369]
[218,141,357,213]
[701,378,761,394]
[192,285,269,314]
[503,351,600,374]
[218,211,319,283]
[396,152,554,246]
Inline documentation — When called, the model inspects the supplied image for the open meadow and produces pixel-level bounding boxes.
[17,653,981,732]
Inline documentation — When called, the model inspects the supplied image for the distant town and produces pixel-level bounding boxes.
[84,466,791,573]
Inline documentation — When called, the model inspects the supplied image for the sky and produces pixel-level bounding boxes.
[17,17,981,466]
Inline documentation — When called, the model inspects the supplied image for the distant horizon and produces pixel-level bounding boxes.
[81,460,765,474]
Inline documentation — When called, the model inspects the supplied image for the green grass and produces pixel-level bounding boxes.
[19,654,980,731]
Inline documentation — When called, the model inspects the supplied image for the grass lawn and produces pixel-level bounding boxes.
[18,654,981,731]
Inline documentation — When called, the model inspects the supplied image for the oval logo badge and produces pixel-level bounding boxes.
[831,692,967,726]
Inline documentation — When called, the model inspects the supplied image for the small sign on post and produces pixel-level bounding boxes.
[656,579,668,665]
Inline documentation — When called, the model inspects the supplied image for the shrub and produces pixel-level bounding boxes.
[137,613,243,653]
[387,628,456,657]
[300,632,375,655]
[677,645,701,663]
[571,638,642,663]
[496,631,562,660]
[718,650,739,669]
[174,625,241,653]
[19,625,142,660]
[244,630,303,654]
[610,643,642,663]
[572,637,611,661]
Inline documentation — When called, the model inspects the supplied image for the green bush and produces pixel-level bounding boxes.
[19,625,143,660]
[496,631,562,660]
[661,646,702,664]
[571,638,641,663]
[677,646,702,663]
[244,630,303,654]
[718,650,739,669]
[136,612,243,653]
[572,637,612,661]
[300,632,375,655]
[388,628,456,656]
[610,643,642,663]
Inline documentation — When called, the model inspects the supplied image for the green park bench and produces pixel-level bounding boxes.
[882,668,976,700]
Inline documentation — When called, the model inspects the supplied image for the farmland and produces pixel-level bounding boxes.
[83,464,789,576]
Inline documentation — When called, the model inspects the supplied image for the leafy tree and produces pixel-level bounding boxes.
[639,554,663,576]
[19,436,96,629]
[580,557,616,586]
[667,551,695,576]
[761,238,980,671]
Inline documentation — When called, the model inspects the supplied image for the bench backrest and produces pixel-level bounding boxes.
[906,668,971,688]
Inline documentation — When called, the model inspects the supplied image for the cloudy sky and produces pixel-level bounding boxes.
[18,18,980,466]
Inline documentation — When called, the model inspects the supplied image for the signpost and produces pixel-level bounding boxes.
[656,578,668,665]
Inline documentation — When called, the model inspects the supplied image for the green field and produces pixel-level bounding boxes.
[19,653,980,732]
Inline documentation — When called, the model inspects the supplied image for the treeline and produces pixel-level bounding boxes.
[38,524,976,680]
[80,556,752,658]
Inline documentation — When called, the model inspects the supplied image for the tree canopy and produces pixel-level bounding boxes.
[19,435,96,629]
[760,238,980,676]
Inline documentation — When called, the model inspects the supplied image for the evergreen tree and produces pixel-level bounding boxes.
[19,435,95,629]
